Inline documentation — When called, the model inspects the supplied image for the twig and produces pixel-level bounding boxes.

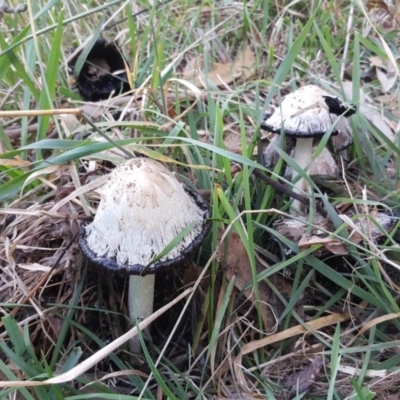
[0,0,26,20]
[0,108,81,118]
[252,169,328,218]
[4,123,38,139]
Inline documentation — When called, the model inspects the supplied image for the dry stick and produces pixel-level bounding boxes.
[252,169,328,218]
[0,0,26,19]
[5,123,39,139]
[0,109,81,118]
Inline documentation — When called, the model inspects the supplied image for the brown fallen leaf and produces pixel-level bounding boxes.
[276,210,397,256]
[183,43,255,88]
[274,214,328,243]
[217,230,275,330]
[298,235,348,255]
[223,130,243,154]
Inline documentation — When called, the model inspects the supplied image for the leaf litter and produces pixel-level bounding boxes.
[182,42,256,88]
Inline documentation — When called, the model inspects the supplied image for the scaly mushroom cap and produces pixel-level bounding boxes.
[261,85,356,140]
[79,158,210,275]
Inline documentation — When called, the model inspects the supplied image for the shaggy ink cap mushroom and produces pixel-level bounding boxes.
[79,157,211,275]
[79,158,211,354]
[260,85,356,214]
[260,85,356,138]
[70,38,130,102]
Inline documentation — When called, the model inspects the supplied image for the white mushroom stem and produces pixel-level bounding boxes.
[128,274,155,353]
[292,138,314,214]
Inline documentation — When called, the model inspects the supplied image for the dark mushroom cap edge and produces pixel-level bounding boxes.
[260,95,357,138]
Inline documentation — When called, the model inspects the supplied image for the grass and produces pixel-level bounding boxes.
[1,0,400,398]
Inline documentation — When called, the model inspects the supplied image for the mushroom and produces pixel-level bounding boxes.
[261,85,356,213]
[69,39,131,102]
[263,140,340,179]
[79,158,211,352]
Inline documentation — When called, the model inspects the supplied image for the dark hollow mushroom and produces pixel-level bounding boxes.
[261,85,356,213]
[70,39,131,102]
[79,158,210,352]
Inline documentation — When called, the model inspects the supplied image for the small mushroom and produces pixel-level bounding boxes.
[261,85,356,213]
[70,39,131,102]
[79,158,211,352]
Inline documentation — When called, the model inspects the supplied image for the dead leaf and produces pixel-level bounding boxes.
[183,43,255,88]
[298,235,348,255]
[79,96,137,119]
[276,210,396,256]
[223,131,242,154]
[274,218,307,242]
[217,230,275,330]
[375,93,395,103]
[57,113,80,136]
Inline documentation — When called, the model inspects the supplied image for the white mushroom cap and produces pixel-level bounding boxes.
[79,158,210,274]
[261,85,356,138]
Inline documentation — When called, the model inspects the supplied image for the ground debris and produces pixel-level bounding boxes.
[274,209,398,255]
[217,230,299,331]
[284,356,324,398]
[0,0,26,20]
[183,42,255,88]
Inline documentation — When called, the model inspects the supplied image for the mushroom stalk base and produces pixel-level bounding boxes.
[128,274,155,353]
[292,138,313,214]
